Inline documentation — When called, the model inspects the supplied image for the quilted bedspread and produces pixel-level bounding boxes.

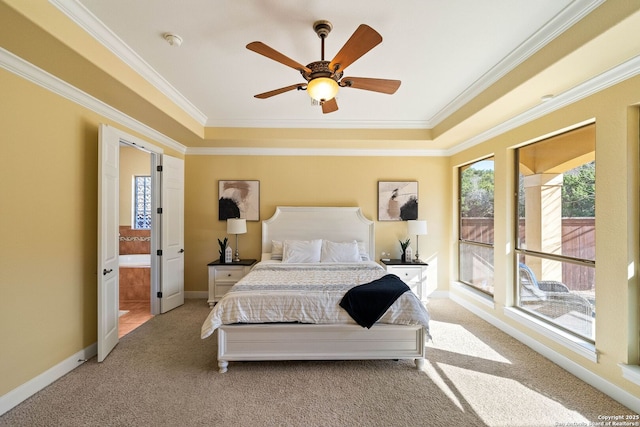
[200,261,430,339]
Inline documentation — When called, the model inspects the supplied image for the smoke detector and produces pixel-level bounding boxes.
[163,33,183,47]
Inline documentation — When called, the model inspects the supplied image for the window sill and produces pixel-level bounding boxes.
[450,281,495,309]
[619,364,640,386]
[503,307,598,363]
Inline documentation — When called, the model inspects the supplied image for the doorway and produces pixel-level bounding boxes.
[98,123,184,362]
[118,144,154,337]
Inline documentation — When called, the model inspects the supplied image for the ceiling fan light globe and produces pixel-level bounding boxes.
[307,77,339,102]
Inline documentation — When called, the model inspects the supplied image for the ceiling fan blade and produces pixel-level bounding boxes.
[341,77,401,94]
[321,98,338,114]
[247,42,312,74]
[254,83,306,99]
[329,25,382,72]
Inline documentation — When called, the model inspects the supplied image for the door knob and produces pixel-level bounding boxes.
[103,268,113,276]
[178,248,185,253]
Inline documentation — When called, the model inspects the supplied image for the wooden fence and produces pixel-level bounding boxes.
[461,218,595,290]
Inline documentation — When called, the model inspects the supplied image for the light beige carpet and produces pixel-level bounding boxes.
[0,298,635,427]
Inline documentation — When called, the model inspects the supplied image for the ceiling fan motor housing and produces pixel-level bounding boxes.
[302,61,342,83]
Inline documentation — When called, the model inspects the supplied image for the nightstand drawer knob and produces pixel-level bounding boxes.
[214,268,245,281]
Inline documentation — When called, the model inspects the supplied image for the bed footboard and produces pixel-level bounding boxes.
[217,323,426,373]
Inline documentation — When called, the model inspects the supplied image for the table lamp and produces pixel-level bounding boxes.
[407,220,427,261]
[227,218,247,262]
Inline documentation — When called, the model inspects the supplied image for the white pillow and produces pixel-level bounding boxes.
[357,241,371,261]
[271,240,283,260]
[282,239,322,263]
[321,240,361,263]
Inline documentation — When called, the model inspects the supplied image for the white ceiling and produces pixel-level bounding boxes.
[74,0,591,130]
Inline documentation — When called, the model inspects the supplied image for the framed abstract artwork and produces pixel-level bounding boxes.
[218,180,260,221]
[378,181,418,221]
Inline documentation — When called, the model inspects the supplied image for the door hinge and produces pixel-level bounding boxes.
[157,207,162,214]
[157,291,163,298]
[157,249,162,256]
[156,165,163,172]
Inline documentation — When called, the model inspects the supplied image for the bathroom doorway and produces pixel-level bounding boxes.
[99,123,184,361]
[118,144,154,337]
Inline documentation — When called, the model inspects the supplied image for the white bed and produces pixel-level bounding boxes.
[201,206,429,373]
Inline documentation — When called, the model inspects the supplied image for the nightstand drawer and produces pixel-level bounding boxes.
[214,267,245,282]
[207,259,257,307]
[387,266,422,284]
[380,259,427,302]
[215,283,235,297]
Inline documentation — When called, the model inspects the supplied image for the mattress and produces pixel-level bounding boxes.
[201,261,430,339]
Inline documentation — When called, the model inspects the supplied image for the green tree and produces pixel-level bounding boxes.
[518,161,595,218]
[460,166,494,218]
[463,159,594,219]
[562,161,595,217]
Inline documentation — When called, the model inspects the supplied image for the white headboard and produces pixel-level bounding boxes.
[262,207,375,260]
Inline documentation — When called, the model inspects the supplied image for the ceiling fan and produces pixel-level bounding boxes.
[247,20,401,114]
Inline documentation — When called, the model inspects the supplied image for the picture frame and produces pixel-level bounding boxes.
[218,180,260,221]
[378,181,418,221]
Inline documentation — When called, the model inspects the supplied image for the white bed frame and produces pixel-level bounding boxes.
[217,206,426,373]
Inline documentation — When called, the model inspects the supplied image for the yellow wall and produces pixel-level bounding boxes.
[450,74,640,396]
[0,63,450,396]
[119,146,151,227]
[184,155,450,295]
[0,67,100,394]
[2,18,640,408]
[4,58,640,402]
[0,68,177,395]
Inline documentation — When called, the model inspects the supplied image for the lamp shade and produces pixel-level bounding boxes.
[407,220,427,236]
[307,77,339,102]
[227,218,247,235]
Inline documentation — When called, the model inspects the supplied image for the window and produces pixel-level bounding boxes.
[133,175,151,229]
[459,157,495,295]
[515,124,595,340]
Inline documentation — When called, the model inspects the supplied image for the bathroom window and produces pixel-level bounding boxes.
[133,175,152,229]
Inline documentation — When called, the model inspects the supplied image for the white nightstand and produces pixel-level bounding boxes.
[380,259,428,301]
[207,259,256,307]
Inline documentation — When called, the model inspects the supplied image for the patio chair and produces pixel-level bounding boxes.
[518,263,594,320]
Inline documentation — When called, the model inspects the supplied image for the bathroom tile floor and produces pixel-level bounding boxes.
[118,301,153,338]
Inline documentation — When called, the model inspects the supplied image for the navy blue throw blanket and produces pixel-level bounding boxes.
[339,274,410,328]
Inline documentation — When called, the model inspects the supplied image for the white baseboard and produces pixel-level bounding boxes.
[0,343,97,416]
[449,290,640,414]
[185,291,207,299]
[0,292,208,416]
[425,290,449,299]
[6,292,636,416]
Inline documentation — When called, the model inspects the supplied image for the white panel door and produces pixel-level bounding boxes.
[160,155,184,313]
[97,124,120,362]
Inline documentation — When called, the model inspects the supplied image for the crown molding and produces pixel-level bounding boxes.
[50,0,208,126]
[446,53,640,156]
[50,0,604,132]
[0,47,187,154]
[52,0,429,130]
[186,147,445,157]
[429,0,605,127]
[204,118,431,130]
[4,28,637,159]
